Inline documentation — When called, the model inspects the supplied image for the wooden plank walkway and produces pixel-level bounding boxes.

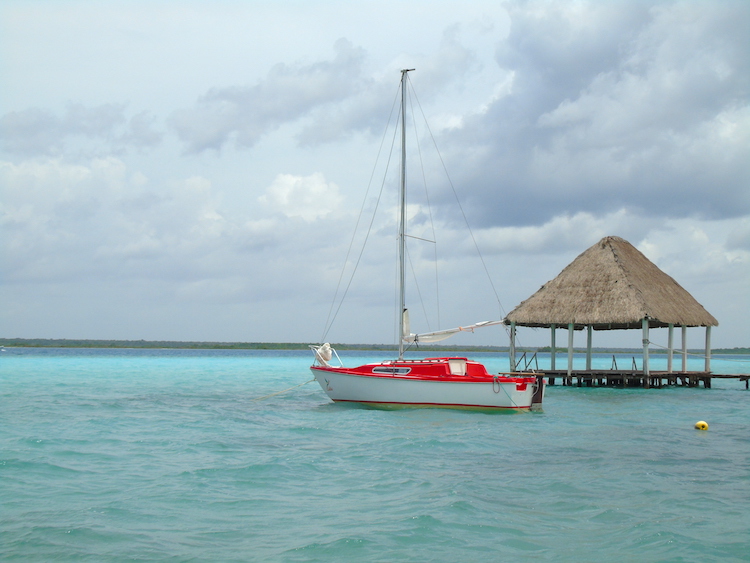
[542,370,750,389]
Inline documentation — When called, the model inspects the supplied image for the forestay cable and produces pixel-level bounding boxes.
[320,83,402,343]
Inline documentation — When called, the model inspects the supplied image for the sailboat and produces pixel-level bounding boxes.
[310,69,544,411]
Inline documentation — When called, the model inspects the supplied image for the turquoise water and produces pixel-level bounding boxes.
[1,348,749,562]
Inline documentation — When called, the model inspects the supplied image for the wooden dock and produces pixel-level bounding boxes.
[544,370,750,389]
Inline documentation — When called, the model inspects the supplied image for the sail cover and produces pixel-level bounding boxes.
[403,320,504,343]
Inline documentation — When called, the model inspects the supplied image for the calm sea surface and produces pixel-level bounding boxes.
[1,348,749,562]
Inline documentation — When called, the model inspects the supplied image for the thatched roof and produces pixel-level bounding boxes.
[505,236,718,330]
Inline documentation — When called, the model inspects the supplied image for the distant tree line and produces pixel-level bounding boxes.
[0,338,309,350]
[0,338,503,352]
[0,338,747,354]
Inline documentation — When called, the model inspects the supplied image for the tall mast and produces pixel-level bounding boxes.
[398,69,413,360]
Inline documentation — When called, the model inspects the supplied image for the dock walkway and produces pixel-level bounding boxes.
[543,370,750,389]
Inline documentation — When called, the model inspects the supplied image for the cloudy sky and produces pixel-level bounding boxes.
[1,0,748,349]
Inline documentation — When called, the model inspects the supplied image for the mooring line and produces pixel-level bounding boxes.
[493,375,520,408]
[251,379,316,402]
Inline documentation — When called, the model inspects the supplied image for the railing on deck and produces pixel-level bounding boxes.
[515,351,539,372]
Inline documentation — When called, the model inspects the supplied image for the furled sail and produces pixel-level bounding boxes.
[403,320,504,343]
[313,343,333,365]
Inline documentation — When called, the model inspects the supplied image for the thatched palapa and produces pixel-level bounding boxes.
[504,236,718,377]
[505,236,718,330]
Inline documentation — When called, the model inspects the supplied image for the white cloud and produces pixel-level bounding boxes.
[259,173,343,222]
[470,209,642,255]
[0,156,355,302]
[168,39,367,153]
[0,104,162,157]
[727,217,750,252]
[444,0,750,228]
[1,158,226,281]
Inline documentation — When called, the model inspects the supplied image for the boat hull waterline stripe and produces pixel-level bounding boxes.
[331,399,531,410]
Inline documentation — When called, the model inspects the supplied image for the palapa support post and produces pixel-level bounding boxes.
[667,324,674,373]
[705,326,712,373]
[642,318,650,387]
[586,325,593,371]
[509,321,516,373]
[567,323,574,378]
[681,325,688,372]
[550,324,556,371]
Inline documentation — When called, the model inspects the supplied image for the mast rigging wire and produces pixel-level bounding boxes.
[320,82,402,343]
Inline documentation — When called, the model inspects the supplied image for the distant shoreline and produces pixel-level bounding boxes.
[1,338,747,355]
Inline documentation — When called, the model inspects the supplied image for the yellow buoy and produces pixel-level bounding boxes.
[695,421,709,430]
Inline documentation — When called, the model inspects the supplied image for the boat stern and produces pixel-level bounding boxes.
[531,374,546,410]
